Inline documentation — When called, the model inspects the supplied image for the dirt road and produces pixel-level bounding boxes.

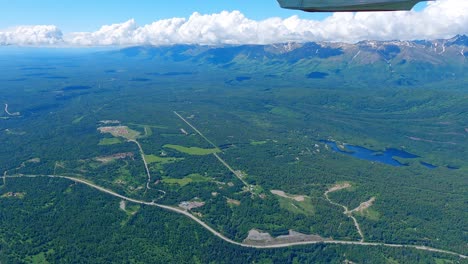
[173,111,218,149]
[4,104,19,116]
[213,153,249,187]
[174,111,250,188]
[324,185,365,242]
[128,139,152,189]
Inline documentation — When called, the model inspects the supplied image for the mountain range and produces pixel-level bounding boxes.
[108,35,467,88]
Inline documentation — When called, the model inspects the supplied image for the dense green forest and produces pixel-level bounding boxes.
[0,178,462,263]
[0,45,466,263]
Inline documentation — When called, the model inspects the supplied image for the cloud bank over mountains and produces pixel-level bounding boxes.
[1,0,467,46]
[0,25,63,46]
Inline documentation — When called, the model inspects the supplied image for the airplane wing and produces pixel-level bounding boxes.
[277,0,431,12]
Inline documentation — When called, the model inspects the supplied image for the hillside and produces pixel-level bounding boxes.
[108,35,468,88]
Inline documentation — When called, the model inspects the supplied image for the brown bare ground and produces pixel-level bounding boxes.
[99,120,120,125]
[244,229,326,246]
[244,230,274,243]
[351,197,376,213]
[98,126,140,140]
[179,201,205,210]
[227,198,241,206]
[271,190,305,202]
[119,200,126,211]
[327,183,352,193]
[95,152,134,163]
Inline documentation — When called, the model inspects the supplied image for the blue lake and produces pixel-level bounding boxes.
[323,141,419,167]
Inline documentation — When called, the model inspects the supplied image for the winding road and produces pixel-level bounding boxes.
[4,103,19,116]
[4,174,466,259]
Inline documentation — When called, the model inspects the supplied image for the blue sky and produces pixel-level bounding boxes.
[3,1,462,46]
[0,0,427,32]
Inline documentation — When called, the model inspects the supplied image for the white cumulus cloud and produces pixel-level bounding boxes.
[1,0,467,46]
[0,25,63,46]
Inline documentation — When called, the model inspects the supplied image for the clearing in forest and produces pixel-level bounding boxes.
[98,138,122,145]
[98,126,141,140]
[243,229,326,246]
[1,192,26,199]
[162,173,211,187]
[95,152,134,163]
[72,116,85,124]
[350,197,376,213]
[226,198,241,206]
[179,200,205,210]
[144,155,183,165]
[119,200,126,211]
[271,190,306,202]
[351,197,380,220]
[327,182,352,193]
[271,190,315,216]
[164,144,221,155]
[250,140,268,145]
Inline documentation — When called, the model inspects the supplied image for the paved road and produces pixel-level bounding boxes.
[4,174,466,259]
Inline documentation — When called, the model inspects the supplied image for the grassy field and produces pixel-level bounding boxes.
[144,154,183,164]
[250,140,268,146]
[163,144,221,155]
[144,126,153,137]
[26,251,51,264]
[277,196,315,216]
[72,116,85,124]
[162,173,211,187]
[98,138,122,145]
[355,208,380,221]
[114,167,141,189]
